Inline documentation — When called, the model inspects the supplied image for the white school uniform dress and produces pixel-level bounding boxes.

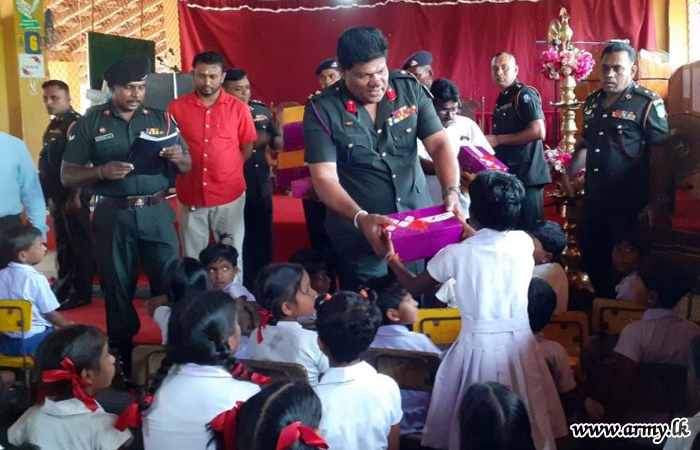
[224,281,256,359]
[417,114,494,213]
[533,262,569,313]
[535,334,577,394]
[8,398,132,450]
[314,361,402,450]
[0,262,60,338]
[422,228,566,450]
[615,271,647,305]
[371,324,442,435]
[247,321,329,385]
[142,363,260,450]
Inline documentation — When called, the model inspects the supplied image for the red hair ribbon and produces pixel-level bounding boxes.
[42,357,98,412]
[258,308,273,343]
[232,362,273,386]
[115,395,153,431]
[210,401,244,450]
[386,87,397,102]
[276,421,329,450]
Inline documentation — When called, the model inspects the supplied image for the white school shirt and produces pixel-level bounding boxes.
[142,364,260,450]
[417,115,494,209]
[223,281,255,302]
[8,398,132,450]
[247,321,329,385]
[614,308,700,365]
[0,262,60,338]
[535,333,577,394]
[615,271,647,305]
[533,262,569,313]
[314,361,402,450]
[370,325,442,435]
[663,411,700,450]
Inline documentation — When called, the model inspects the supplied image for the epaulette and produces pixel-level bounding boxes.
[518,84,541,99]
[249,99,266,106]
[584,88,604,104]
[633,85,660,101]
[308,87,336,101]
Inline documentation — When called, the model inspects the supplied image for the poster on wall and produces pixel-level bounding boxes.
[19,54,45,78]
[15,0,41,30]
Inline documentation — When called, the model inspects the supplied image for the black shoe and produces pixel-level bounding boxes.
[57,297,92,311]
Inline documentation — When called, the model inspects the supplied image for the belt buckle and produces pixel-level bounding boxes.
[133,197,146,208]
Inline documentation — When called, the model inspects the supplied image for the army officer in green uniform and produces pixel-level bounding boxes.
[567,42,669,297]
[303,26,460,289]
[61,56,191,370]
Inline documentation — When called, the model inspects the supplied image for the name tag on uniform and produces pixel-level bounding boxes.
[612,110,636,121]
[94,133,114,143]
[497,103,513,111]
[387,104,417,126]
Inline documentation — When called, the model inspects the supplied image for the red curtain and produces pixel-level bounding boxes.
[178,0,656,110]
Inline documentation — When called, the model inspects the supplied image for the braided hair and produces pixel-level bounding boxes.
[140,291,258,411]
[253,263,305,323]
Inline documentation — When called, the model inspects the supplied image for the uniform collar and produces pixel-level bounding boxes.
[42,397,103,416]
[51,109,76,123]
[174,363,233,378]
[318,361,376,385]
[598,82,636,107]
[642,308,678,321]
[376,324,412,336]
[273,320,303,330]
[106,101,149,121]
[502,80,521,97]
[7,261,41,274]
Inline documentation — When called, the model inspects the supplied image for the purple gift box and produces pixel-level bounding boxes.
[276,166,310,189]
[458,145,509,173]
[385,205,462,262]
[283,122,305,152]
[291,177,313,199]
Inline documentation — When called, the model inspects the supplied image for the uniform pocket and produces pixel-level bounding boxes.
[335,133,373,165]
[388,115,418,151]
[611,120,643,159]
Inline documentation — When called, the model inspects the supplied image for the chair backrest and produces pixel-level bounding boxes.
[541,311,590,358]
[0,300,32,334]
[131,345,167,386]
[628,363,688,416]
[591,298,645,335]
[415,308,461,345]
[239,359,309,383]
[362,348,441,392]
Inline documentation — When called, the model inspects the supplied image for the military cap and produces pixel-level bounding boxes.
[103,56,151,85]
[316,57,340,75]
[402,51,433,70]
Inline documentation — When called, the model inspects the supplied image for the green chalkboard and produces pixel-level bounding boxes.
[87,32,156,90]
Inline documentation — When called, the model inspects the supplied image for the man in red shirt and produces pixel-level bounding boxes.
[168,51,256,276]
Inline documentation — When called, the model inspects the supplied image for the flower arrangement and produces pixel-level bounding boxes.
[539,46,595,81]
[544,145,572,181]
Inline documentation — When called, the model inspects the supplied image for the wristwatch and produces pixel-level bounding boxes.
[442,186,461,198]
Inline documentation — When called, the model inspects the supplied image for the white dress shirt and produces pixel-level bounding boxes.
[9,398,132,450]
[142,364,260,450]
[315,361,402,450]
[248,321,329,385]
[533,262,569,313]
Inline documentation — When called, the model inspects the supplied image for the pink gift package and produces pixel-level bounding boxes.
[283,122,305,152]
[458,145,509,173]
[291,177,313,199]
[385,205,463,262]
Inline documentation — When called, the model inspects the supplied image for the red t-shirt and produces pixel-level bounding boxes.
[168,90,256,206]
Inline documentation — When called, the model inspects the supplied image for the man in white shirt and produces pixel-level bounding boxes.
[417,78,494,212]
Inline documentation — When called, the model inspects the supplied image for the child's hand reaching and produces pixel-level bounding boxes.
[454,208,476,241]
[380,229,396,258]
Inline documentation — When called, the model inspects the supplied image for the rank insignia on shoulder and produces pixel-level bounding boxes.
[653,99,666,119]
[612,110,636,121]
[387,104,418,126]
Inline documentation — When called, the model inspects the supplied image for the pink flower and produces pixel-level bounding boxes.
[538,46,595,82]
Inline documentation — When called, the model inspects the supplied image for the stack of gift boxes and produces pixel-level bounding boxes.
[276,105,313,198]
